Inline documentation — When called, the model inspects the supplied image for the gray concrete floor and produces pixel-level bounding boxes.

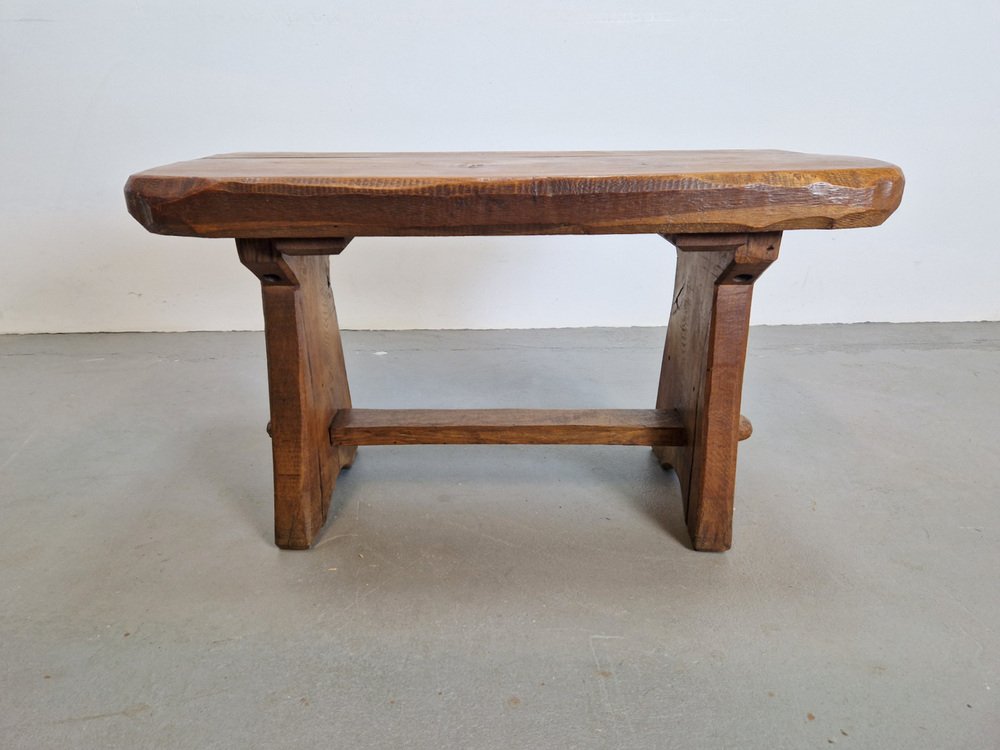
[1,324,998,749]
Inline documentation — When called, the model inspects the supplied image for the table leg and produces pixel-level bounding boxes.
[654,233,780,551]
[237,239,355,549]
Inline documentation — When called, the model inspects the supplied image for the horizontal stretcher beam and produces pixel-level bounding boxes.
[329,408,753,447]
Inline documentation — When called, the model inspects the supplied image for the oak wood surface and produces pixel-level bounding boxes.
[330,408,688,446]
[273,237,352,255]
[125,150,903,238]
[125,150,903,553]
[654,232,781,552]
[237,239,355,549]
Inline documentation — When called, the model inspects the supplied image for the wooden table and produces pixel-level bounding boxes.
[125,151,904,551]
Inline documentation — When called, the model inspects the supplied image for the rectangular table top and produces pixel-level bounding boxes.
[125,150,903,238]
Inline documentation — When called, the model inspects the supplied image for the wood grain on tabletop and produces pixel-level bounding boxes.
[125,150,904,238]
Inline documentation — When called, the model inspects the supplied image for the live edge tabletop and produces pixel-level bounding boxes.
[125,150,904,551]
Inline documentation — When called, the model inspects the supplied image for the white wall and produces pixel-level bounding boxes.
[2,0,998,333]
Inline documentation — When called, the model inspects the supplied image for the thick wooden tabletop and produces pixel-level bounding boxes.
[125,150,903,238]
